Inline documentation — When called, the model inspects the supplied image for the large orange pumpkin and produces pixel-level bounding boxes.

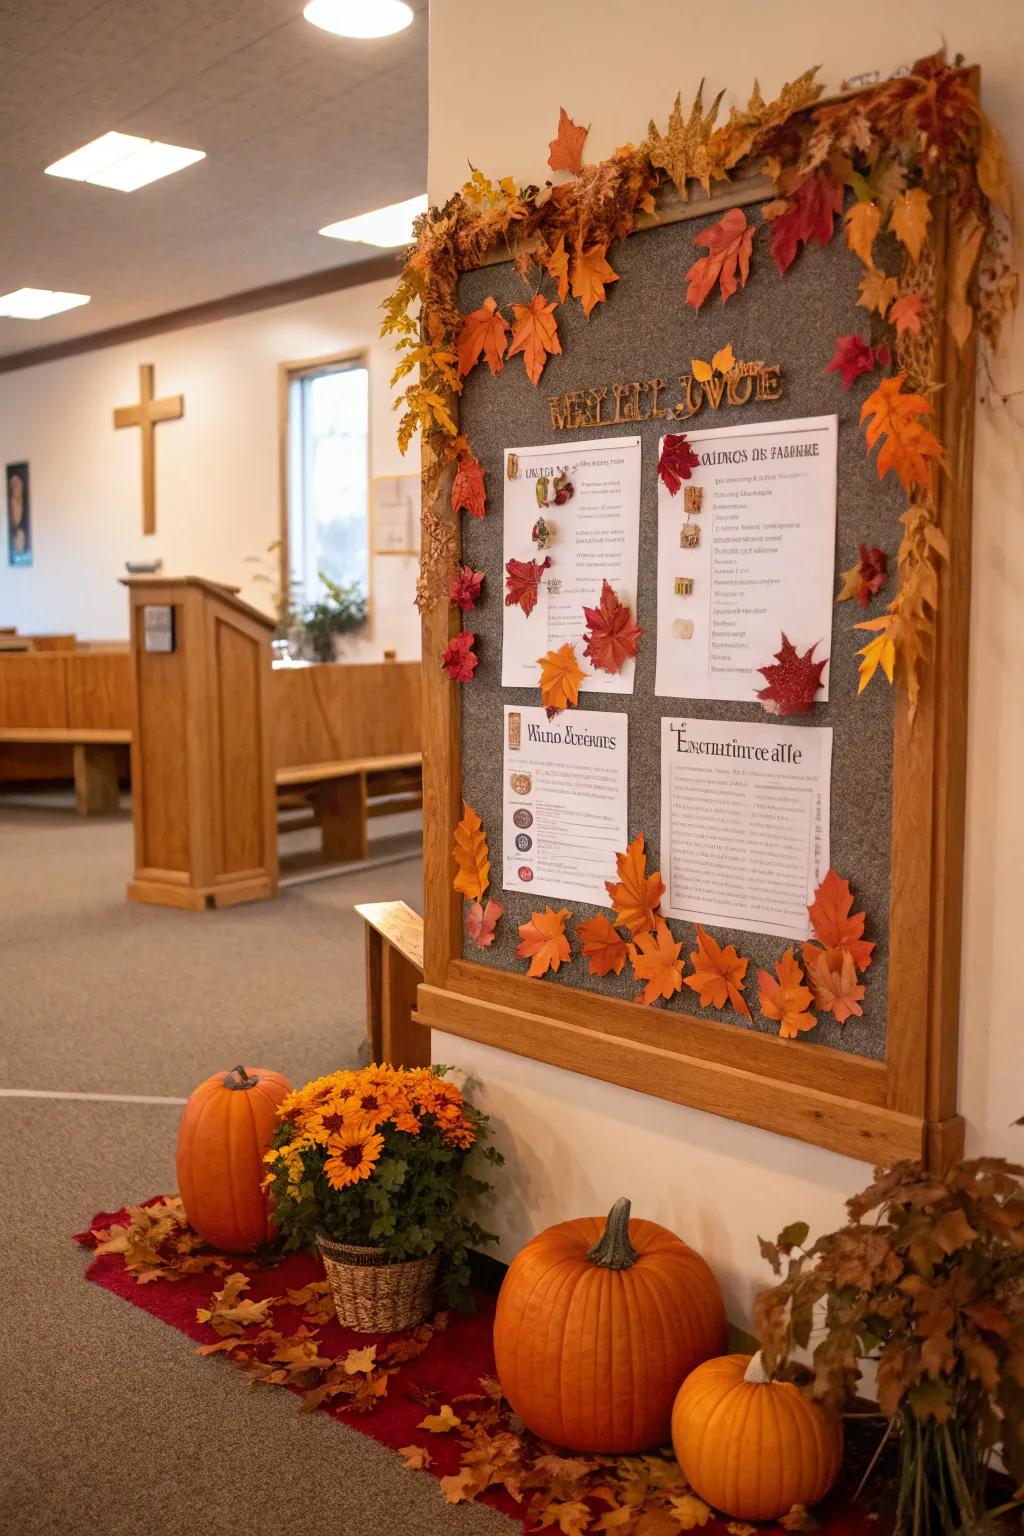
[493,1197,727,1453]
[176,1063,292,1252]
[671,1352,844,1521]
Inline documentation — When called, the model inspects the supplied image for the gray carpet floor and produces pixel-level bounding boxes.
[0,795,512,1536]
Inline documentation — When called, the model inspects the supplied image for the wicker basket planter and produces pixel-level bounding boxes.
[316,1233,439,1332]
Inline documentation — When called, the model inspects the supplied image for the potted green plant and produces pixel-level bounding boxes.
[301,574,368,662]
[263,1063,502,1330]
[753,1153,1024,1536]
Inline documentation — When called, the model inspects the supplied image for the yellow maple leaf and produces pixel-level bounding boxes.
[692,343,734,381]
[888,187,932,265]
[854,618,897,693]
[451,801,490,901]
[342,1344,378,1375]
[537,643,586,711]
[417,1403,462,1433]
[670,1493,713,1529]
[845,200,881,269]
[857,268,898,317]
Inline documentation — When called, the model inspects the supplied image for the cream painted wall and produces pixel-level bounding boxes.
[0,279,421,657]
[428,0,1024,1324]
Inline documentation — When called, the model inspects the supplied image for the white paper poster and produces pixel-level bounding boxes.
[660,716,832,942]
[502,436,641,695]
[654,415,838,704]
[502,705,628,906]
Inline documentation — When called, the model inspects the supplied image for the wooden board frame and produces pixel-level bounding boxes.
[413,127,975,1171]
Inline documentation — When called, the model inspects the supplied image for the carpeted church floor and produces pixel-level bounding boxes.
[0,794,513,1536]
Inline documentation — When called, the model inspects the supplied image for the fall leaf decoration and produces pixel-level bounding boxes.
[628,918,685,1006]
[452,802,490,901]
[582,580,642,674]
[766,168,843,276]
[844,200,882,270]
[455,297,509,377]
[685,208,754,308]
[856,267,899,318]
[516,906,571,978]
[537,643,586,712]
[758,948,818,1039]
[548,108,588,175]
[889,187,932,265]
[889,292,925,336]
[854,618,896,694]
[466,898,503,949]
[441,629,478,684]
[836,545,888,608]
[861,373,945,492]
[576,913,629,977]
[803,946,865,1024]
[451,454,486,519]
[658,434,701,495]
[448,565,484,612]
[683,924,752,1020]
[571,243,619,316]
[756,634,827,716]
[605,831,664,937]
[692,341,735,382]
[645,82,726,197]
[826,333,883,389]
[545,234,570,302]
[507,294,562,385]
[505,555,552,616]
[806,868,875,973]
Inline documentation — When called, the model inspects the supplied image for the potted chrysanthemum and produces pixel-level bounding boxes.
[263,1064,502,1330]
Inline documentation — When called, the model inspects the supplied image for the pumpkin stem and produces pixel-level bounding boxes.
[586,1198,638,1270]
[744,1351,771,1385]
[224,1064,258,1091]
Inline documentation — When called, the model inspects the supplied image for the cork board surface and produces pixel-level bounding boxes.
[457,207,901,1060]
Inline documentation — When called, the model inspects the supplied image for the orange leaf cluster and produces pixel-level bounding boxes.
[801,869,874,1026]
[604,832,664,937]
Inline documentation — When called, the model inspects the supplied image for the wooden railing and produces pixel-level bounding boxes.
[355,900,428,1067]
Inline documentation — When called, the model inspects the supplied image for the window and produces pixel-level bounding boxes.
[285,356,370,604]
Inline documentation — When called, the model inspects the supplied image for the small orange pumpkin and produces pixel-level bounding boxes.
[494,1197,727,1453]
[176,1063,292,1252]
[671,1352,844,1521]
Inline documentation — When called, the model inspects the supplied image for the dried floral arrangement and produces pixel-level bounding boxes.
[754,1154,1024,1536]
[381,52,1015,720]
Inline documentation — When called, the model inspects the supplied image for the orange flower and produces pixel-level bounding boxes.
[324,1126,385,1189]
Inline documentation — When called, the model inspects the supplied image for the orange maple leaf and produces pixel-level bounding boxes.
[861,373,945,492]
[685,208,754,309]
[758,949,817,1039]
[456,297,510,377]
[451,802,489,901]
[516,906,571,978]
[803,945,865,1024]
[889,187,932,265]
[547,107,588,174]
[604,832,664,937]
[683,924,752,1020]
[889,293,925,337]
[576,913,628,977]
[537,643,586,712]
[807,868,875,972]
[545,235,570,303]
[451,455,486,519]
[570,243,619,316]
[629,919,685,1006]
[508,294,562,385]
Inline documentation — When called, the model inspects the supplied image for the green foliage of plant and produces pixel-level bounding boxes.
[754,1154,1024,1536]
[300,574,368,662]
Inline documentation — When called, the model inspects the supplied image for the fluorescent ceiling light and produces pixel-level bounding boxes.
[319,194,427,247]
[45,131,205,192]
[0,288,91,320]
[303,0,413,39]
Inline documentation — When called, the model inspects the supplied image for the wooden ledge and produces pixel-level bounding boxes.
[0,727,131,745]
[355,901,424,973]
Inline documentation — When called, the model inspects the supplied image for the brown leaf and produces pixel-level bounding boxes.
[646,83,725,196]
[418,1404,462,1433]
[857,268,898,318]
[398,1444,433,1470]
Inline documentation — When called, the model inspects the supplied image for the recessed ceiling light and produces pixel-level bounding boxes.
[303,0,413,39]
[319,194,427,247]
[0,288,91,320]
[45,131,205,192]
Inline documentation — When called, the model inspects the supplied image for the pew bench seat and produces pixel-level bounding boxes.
[0,726,130,815]
[274,752,422,862]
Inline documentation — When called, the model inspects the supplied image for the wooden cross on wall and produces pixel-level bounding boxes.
[113,363,184,535]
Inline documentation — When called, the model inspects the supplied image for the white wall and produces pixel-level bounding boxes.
[0,279,421,658]
[428,0,1024,1325]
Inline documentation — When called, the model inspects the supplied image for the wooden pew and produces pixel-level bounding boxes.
[356,900,429,1067]
[0,650,132,811]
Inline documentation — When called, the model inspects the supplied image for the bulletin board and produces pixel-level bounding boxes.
[408,68,993,1170]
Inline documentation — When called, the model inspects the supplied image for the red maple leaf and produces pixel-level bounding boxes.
[685,207,755,309]
[504,555,552,616]
[658,434,700,495]
[451,455,486,519]
[826,334,877,389]
[448,565,484,613]
[582,580,642,674]
[756,634,828,715]
[768,169,844,276]
[441,630,478,683]
[855,545,888,608]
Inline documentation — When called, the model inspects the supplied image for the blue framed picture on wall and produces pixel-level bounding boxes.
[5,462,31,566]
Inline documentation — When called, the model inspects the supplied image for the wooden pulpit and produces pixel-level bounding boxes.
[123,576,278,910]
